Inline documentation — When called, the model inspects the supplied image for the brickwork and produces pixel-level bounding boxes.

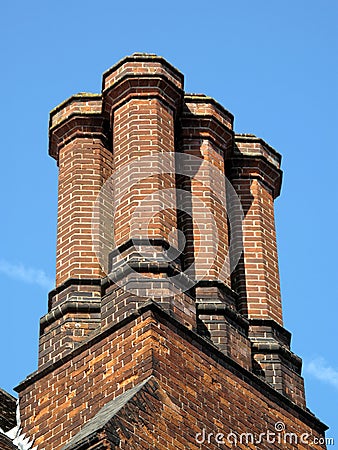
[38,280,102,367]
[102,54,184,91]
[101,279,196,331]
[112,98,177,246]
[249,318,306,407]
[179,95,233,285]
[49,94,102,131]
[14,54,327,449]
[17,305,326,449]
[53,135,113,285]
[228,135,283,324]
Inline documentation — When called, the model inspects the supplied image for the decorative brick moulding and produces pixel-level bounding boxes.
[14,54,327,449]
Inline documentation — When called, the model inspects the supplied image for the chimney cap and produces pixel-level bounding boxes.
[102,53,184,91]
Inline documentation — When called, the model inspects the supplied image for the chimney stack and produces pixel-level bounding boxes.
[14,54,327,450]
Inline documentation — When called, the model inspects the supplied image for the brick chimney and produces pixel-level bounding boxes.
[15,54,327,449]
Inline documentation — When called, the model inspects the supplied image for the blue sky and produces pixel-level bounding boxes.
[0,0,337,442]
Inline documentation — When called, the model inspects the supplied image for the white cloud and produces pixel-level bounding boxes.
[305,357,338,390]
[0,259,54,290]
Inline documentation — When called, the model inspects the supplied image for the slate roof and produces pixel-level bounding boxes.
[0,431,17,450]
[62,376,153,450]
[0,388,16,432]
